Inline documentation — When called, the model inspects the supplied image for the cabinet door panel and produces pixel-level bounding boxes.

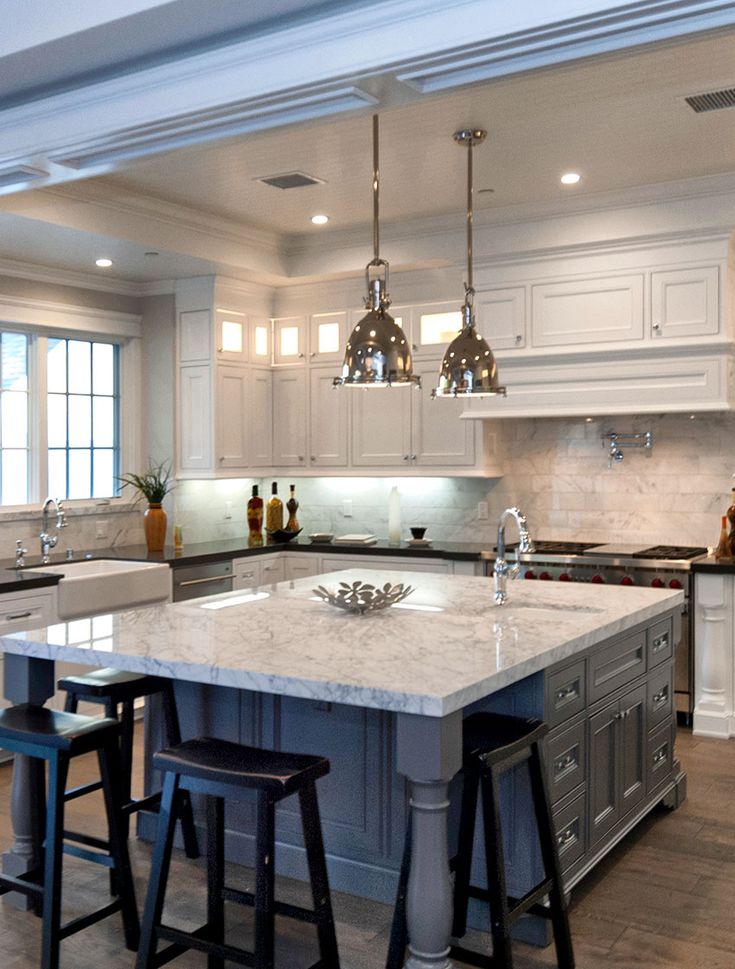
[532,275,644,347]
[589,704,619,846]
[273,370,306,466]
[351,386,410,467]
[309,367,347,467]
[179,365,212,471]
[620,684,646,817]
[412,362,474,467]
[651,266,719,339]
[274,316,305,364]
[476,287,527,349]
[216,366,249,469]
[309,311,347,363]
[250,367,273,467]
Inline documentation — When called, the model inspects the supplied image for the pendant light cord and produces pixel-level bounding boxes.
[466,132,474,301]
[372,113,380,263]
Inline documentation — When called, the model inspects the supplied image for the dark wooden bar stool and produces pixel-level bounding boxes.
[387,711,574,969]
[0,703,140,969]
[58,668,199,858]
[136,736,341,969]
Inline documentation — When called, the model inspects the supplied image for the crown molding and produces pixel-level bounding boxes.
[0,254,145,297]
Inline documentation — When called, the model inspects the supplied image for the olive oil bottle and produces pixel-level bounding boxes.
[266,481,283,534]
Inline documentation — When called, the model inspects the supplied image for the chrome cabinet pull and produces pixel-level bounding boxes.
[652,686,669,705]
[554,751,577,775]
[178,576,230,588]
[5,611,32,621]
[555,683,578,703]
[652,746,668,765]
[557,824,578,849]
[652,633,669,653]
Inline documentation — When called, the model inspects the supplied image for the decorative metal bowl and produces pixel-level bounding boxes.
[266,528,302,543]
[313,580,414,615]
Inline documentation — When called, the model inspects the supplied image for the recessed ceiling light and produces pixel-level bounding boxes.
[585,417,594,423]
[561,172,581,186]
[95,257,113,267]
[311,214,329,225]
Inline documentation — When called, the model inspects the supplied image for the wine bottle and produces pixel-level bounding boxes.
[266,481,283,534]
[286,484,300,532]
[247,485,264,547]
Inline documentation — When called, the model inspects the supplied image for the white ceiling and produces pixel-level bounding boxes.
[1,27,735,285]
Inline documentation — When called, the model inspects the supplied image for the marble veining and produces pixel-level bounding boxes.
[0,570,682,717]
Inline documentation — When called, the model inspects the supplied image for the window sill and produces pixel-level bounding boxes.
[0,499,139,522]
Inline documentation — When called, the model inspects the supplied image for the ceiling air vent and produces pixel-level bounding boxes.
[685,87,735,113]
[256,171,325,190]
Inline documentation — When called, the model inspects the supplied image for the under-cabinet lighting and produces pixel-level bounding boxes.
[200,592,270,610]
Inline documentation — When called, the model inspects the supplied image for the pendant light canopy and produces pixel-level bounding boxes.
[433,129,506,399]
[334,115,420,389]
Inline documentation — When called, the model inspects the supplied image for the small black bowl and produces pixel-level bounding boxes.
[410,527,427,540]
[267,528,303,543]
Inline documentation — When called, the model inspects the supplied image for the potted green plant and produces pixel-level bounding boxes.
[118,461,174,553]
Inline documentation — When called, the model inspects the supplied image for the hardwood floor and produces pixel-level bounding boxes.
[0,725,731,968]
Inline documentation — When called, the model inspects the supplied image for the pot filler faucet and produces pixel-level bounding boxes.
[39,496,67,564]
[493,507,534,605]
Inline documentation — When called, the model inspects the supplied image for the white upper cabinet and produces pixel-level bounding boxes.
[274,316,306,365]
[351,384,412,467]
[309,365,347,468]
[179,309,211,363]
[250,367,273,468]
[476,287,527,350]
[411,361,475,467]
[215,365,249,469]
[531,274,645,347]
[411,302,462,358]
[215,308,248,362]
[251,316,272,364]
[651,266,720,339]
[272,369,307,466]
[309,311,347,363]
[179,365,212,471]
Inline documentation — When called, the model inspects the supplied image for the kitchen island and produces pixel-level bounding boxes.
[0,570,684,969]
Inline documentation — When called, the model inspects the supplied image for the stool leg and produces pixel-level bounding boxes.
[99,736,140,951]
[63,693,78,713]
[528,742,575,969]
[452,762,481,939]
[41,751,69,969]
[136,771,180,969]
[206,796,225,969]
[299,782,340,969]
[385,814,411,969]
[481,767,513,969]
[161,685,200,860]
[255,791,276,969]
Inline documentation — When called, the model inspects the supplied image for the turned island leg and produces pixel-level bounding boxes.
[396,711,463,969]
[3,654,56,910]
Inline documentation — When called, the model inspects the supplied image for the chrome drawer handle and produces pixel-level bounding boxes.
[5,611,32,621]
[652,687,669,705]
[652,746,668,765]
[178,576,230,587]
[555,683,579,703]
[557,824,578,849]
[554,752,577,775]
[239,572,255,579]
[652,634,669,653]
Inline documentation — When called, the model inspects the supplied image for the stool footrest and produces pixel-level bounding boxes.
[507,880,554,924]
[63,841,115,868]
[0,870,44,899]
[60,900,123,940]
[121,791,162,815]
[221,885,321,924]
[156,922,254,967]
[65,779,104,801]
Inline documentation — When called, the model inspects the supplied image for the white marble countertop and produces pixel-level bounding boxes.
[0,570,683,717]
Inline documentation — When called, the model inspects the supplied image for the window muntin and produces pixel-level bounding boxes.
[47,337,119,500]
[0,332,29,505]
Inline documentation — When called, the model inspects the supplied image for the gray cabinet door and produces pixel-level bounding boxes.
[619,684,646,817]
[589,701,619,846]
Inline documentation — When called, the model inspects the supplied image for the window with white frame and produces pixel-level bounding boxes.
[0,328,121,506]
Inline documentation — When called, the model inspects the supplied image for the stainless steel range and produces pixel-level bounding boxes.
[481,541,707,719]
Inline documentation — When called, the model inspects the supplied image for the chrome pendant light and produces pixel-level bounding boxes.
[433,129,506,399]
[334,115,420,389]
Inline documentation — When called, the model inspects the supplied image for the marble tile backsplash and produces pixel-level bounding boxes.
[3,411,729,560]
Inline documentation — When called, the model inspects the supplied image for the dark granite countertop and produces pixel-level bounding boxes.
[0,569,61,594]
[691,554,735,574]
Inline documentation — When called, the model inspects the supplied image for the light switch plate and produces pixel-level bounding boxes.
[95,520,108,539]
[477,501,489,520]
[342,499,353,517]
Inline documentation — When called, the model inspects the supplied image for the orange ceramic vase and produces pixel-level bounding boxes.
[144,503,167,552]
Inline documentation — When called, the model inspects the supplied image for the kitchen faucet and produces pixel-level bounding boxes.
[39,496,67,564]
[493,507,534,605]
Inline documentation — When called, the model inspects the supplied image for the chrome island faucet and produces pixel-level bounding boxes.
[39,496,67,564]
[493,507,534,605]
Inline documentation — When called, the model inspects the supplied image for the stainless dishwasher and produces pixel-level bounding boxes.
[172,560,233,602]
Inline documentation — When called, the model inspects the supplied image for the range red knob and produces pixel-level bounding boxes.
[651,578,664,588]
[558,573,572,582]
[539,571,552,581]
[524,570,537,580]
[621,575,634,586]
[669,579,683,590]
[591,575,604,584]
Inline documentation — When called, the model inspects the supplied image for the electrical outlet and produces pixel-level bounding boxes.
[477,501,489,521]
[225,501,233,520]
[342,499,353,517]
[95,519,108,539]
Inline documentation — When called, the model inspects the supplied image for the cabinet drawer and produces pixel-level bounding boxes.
[647,663,673,731]
[0,592,55,634]
[547,719,587,806]
[648,617,674,667]
[546,660,586,728]
[553,792,587,875]
[647,718,675,793]
[589,631,646,704]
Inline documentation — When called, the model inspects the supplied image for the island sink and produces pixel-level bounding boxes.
[25,558,171,619]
